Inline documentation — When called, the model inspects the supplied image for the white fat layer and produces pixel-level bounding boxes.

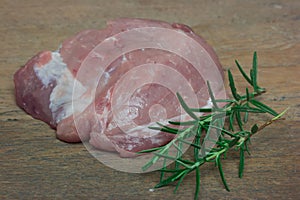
[34,52,66,87]
[34,52,92,123]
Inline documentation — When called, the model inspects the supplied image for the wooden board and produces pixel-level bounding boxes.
[1,0,299,199]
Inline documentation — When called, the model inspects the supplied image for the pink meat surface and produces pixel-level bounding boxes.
[14,18,224,157]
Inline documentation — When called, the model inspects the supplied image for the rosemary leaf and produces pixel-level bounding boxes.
[208,125,237,138]
[137,146,161,153]
[194,125,202,161]
[156,122,185,134]
[251,51,259,91]
[153,152,176,161]
[155,170,185,188]
[216,155,230,191]
[235,110,244,131]
[174,171,188,193]
[207,81,219,108]
[190,107,212,112]
[251,124,259,134]
[231,106,265,113]
[215,99,236,103]
[235,59,252,86]
[229,111,235,131]
[246,88,251,101]
[176,93,199,120]
[249,99,278,116]
[168,120,197,126]
[148,126,179,134]
[159,168,184,173]
[160,149,169,182]
[228,69,241,101]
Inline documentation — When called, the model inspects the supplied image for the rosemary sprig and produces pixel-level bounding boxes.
[139,52,287,200]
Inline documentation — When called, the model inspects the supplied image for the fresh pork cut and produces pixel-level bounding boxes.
[14,18,225,157]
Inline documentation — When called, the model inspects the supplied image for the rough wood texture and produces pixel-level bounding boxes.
[1,0,299,199]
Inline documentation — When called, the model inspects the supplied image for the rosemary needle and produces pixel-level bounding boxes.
[139,52,286,199]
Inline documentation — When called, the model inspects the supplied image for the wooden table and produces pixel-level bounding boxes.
[1,0,299,199]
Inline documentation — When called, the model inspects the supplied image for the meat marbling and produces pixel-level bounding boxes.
[14,18,225,157]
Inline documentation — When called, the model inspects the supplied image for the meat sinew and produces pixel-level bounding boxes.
[14,18,225,157]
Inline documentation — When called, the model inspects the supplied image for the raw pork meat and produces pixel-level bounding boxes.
[14,18,224,157]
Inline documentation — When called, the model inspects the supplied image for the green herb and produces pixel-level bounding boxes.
[139,52,287,200]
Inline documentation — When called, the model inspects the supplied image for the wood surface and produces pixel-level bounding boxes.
[1,0,299,199]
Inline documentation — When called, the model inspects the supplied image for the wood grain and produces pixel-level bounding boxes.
[1,0,299,199]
